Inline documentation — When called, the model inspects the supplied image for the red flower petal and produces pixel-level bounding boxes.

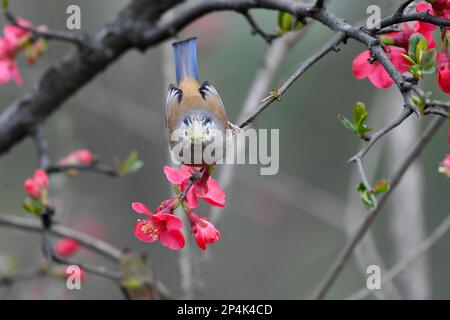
[131,202,152,216]
[352,50,376,79]
[368,63,394,89]
[200,177,225,207]
[34,169,49,189]
[159,230,185,250]
[163,166,186,185]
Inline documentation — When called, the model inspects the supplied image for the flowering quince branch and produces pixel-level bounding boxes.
[0,0,448,299]
[132,165,224,251]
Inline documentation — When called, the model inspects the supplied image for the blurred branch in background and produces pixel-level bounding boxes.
[348,214,450,300]
[387,94,430,299]
[343,91,404,300]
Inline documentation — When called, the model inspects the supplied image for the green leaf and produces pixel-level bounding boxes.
[2,0,8,10]
[356,183,377,210]
[338,114,356,133]
[374,179,390,194]
[408,33,424,62]
[353,102,368,130]
[402,54,417,66]
[338,102,372,139]
[127,159,143,173]
[277,11,303,33]
[420,50,436,71]
[416,37,428,64]
[22,199,44,216]
[116,150,143,176]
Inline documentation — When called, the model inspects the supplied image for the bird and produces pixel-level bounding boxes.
[165,37,230,166]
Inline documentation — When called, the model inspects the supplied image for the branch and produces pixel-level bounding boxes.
[46,163,119,177]
[4,10,86,48]
[312,116,446,299]
[347,214,450,300]
[312,0,325,11]
[241,10,278,44]
[0,0,183,156]
[376,11,450,32]
[349,108,413,190]
[31,124,50,169]
[395,0,416,16]
[238,32,346,128]
[0,213,122,261]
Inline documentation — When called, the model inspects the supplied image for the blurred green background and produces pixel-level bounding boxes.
[0,0,449,299]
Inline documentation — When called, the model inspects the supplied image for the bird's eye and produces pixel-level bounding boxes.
[183,118,189,125]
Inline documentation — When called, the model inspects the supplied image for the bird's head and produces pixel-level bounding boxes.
[176,110,224,146]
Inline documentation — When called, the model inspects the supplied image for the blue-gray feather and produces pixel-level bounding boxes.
[172,37,199,84]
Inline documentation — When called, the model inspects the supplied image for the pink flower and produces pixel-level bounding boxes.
[0,38,22,85]
[437,49,450,93]
[164,165,225,209]
[54,238,80,257]
[59,149,95,166]
[3,18,32,48]
[24,169,49,199]
[438,154,450,177]
[352,46,410,89]
[189,212,221,250]
[132,202,185,250]
[386,21,435,50]
[415,2,438,35]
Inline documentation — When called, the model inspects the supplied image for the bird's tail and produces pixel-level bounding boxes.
[172,37,199,84]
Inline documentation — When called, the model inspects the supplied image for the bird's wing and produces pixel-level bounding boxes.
[164,84,182,127]
[198,81,226,114]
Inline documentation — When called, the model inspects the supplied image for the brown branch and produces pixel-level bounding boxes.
[312,116,446,299]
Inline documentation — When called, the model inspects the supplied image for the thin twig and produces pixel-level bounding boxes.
[46,163,119,177]
[4,11,86,48]
[238,32,346,128]
[349,108,413,189]
[312,116,445,299]
[241,10,278,44]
